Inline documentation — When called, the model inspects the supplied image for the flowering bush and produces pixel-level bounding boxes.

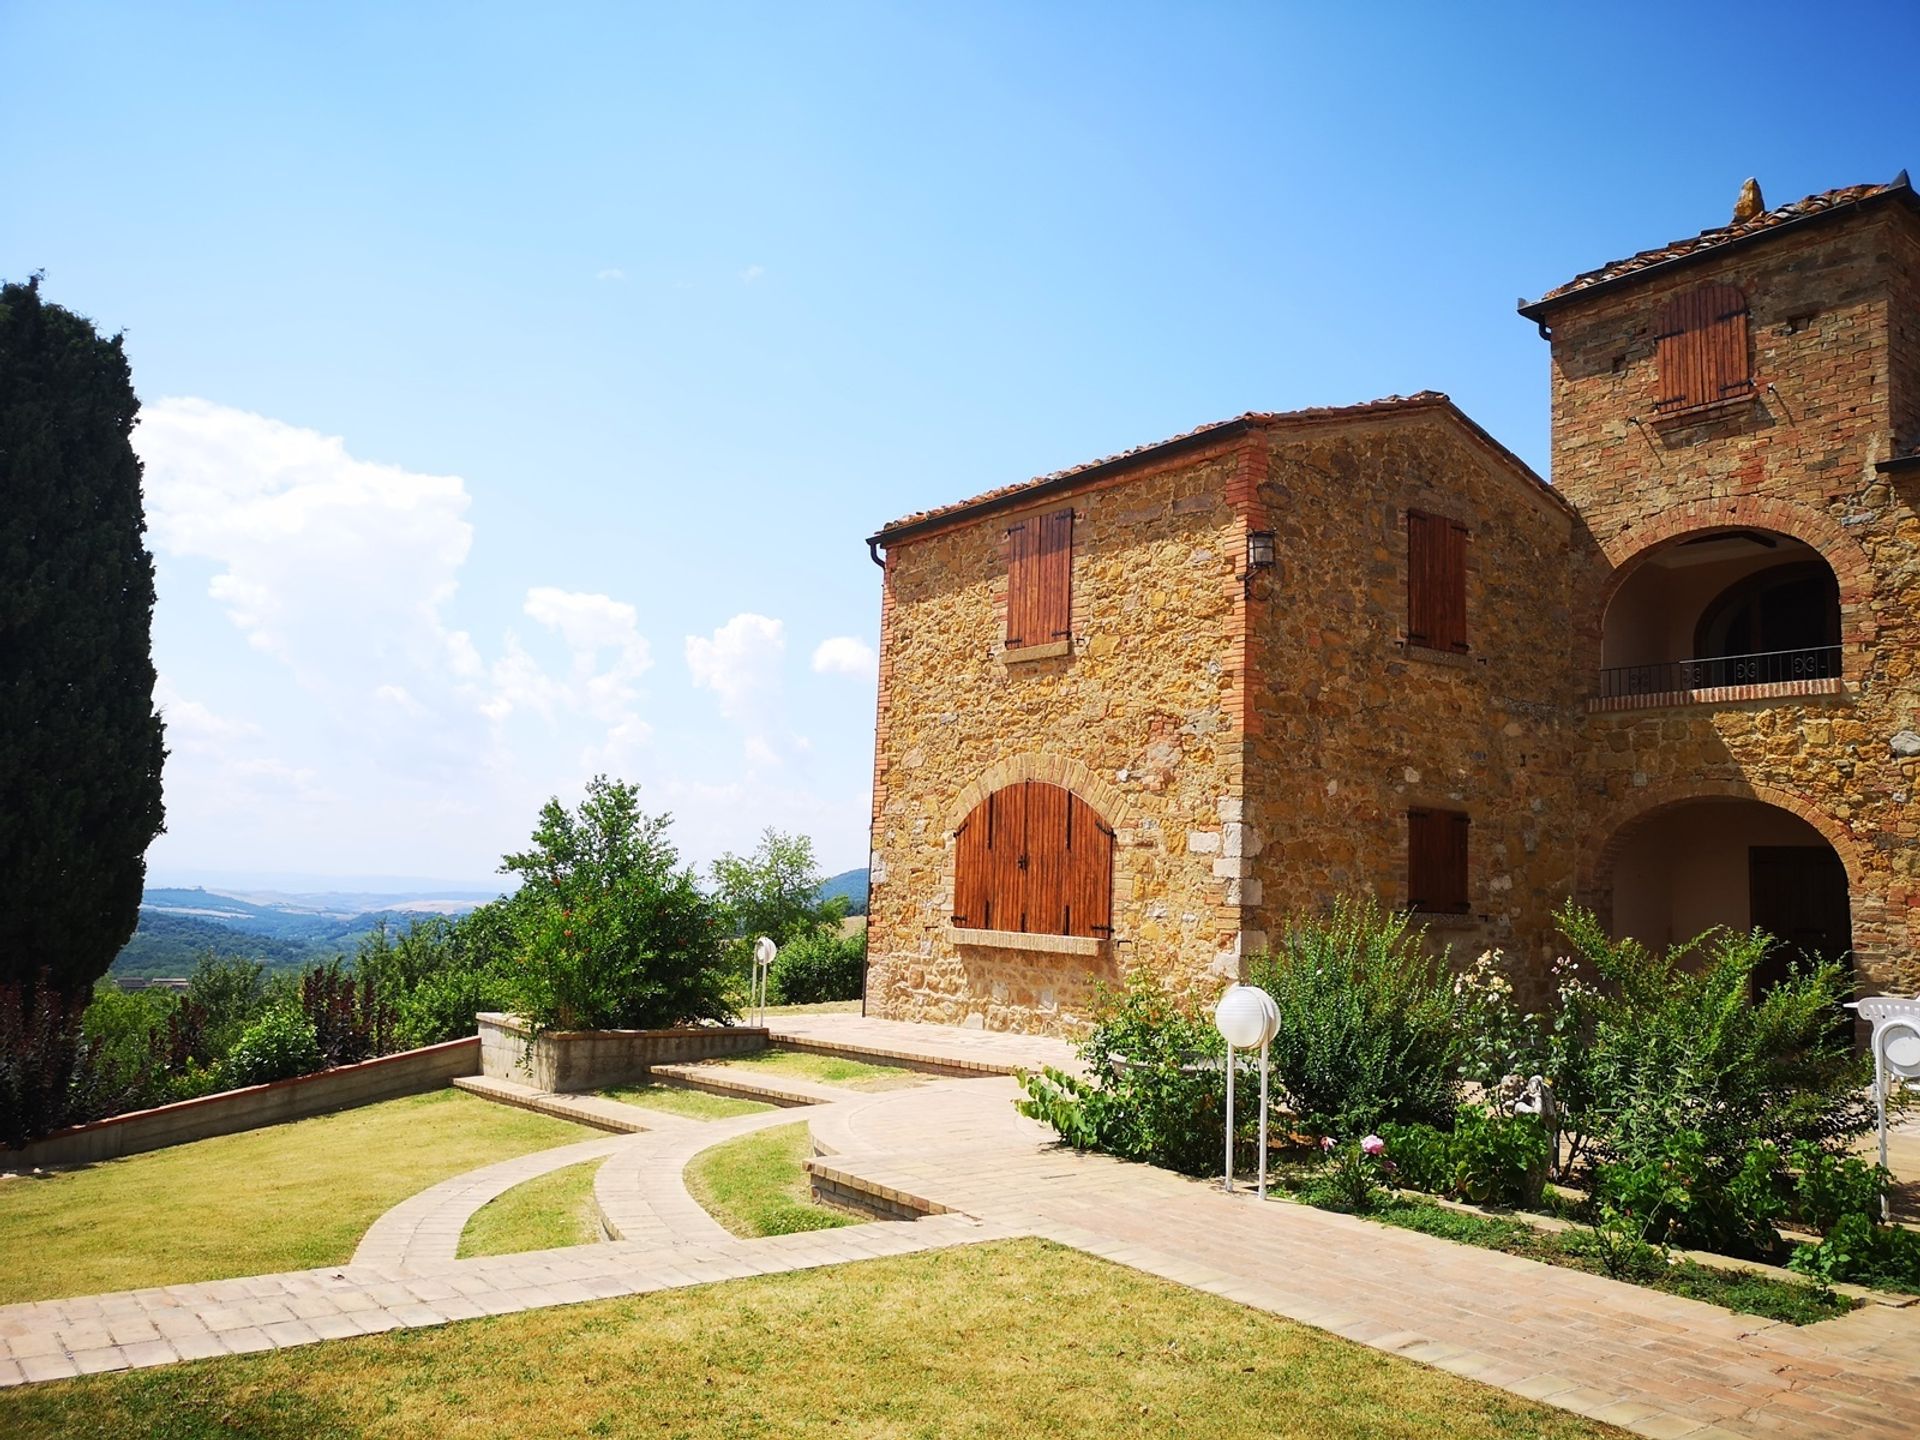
[1380,1108,1549,1208]
[1305,1133,1394,1212]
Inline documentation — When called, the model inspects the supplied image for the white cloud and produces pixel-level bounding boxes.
[740,264,766,284]
[686,612,785,721]
[595,267,627,282]
[811,636,876,677]
[136,400,662,873]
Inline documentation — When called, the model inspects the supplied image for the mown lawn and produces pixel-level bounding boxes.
[683,1121,855,1238]
[0,1239,1627,1440]
[0,1090,594,1303]
[457,1159,606,1259]
[708,1047,921,1091]
[596,1082,774,1121]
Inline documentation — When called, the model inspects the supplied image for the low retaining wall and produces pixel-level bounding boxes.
[477,1013,768,1091]
[4,1036,482,1171]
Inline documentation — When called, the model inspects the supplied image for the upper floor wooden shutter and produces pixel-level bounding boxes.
[1006,509,1073,648]
[951,780,1113,938]
[1408,807,1470,915]
[1407,510,1468,654]
[1654,283,1751,413]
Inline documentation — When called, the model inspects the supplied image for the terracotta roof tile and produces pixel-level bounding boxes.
[1526,179,1909,311]
[876,392,1478,539]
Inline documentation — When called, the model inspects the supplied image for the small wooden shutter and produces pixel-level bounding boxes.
[1006,510,1072,648]
[1408,808,1470,915]
[1654,284,1751,413]
[1407,510,1468,654]
[951,812,991,928]
[987,782,1029,932]
[1064,790,1115,938]
[1024,781,1070,934]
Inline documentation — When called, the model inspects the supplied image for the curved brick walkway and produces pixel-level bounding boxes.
[352,1135,629,1269]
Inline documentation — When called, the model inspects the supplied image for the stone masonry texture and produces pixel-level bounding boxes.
[865,187,1920,1033]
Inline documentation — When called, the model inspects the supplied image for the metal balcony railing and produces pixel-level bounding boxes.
[1598,645,1842,701]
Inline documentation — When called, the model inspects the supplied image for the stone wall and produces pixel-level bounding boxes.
[1243,416,1584,978]
[1545,207,1920,993]
[5,1037,481,1171]
[865,441,1252,1034]
[476,1013,768,1091]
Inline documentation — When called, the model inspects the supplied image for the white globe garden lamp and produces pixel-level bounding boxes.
[1848,996,1920,1219]
[751,936,778,1026]
[1214,983,1280,1197]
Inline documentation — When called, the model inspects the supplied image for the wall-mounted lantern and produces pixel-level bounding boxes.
[1240,530,1276,592]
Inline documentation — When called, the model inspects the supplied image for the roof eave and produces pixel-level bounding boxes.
[1516,180,1920,326]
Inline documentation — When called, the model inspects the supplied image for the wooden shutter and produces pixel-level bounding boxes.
[1006,510,1072,648]
[1024,781,1070,934]
[1064,790,1115,938]
[951,808,991,928]
[1655,284,1751,413]
[1408,808,1470,915]
[986,782,1029,932]
[1407,510,1468,654]
[952,781,1114,939]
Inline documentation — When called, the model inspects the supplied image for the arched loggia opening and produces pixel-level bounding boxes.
[1600,530,1842,700]
[1604,797,1852,992]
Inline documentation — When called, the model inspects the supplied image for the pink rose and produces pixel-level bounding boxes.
[1320,1136,1337,1152]
[1361,1134,1385,1157]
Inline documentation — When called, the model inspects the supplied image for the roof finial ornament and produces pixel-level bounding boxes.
[1733,177,1766,224]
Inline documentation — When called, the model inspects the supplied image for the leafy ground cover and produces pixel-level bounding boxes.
[457,1159,606,1259]
[1351,1195,1853,1326]
[706,1047,922,1091]
[683,1122,856,1238]
[0,1239,1627,1440]
[0,1090,593,1303]
[596,1081,774,1121]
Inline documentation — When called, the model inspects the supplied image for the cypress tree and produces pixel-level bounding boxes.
[0,275,167,1004]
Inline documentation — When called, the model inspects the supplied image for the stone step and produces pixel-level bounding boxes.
[645,1063,839,1108]
[763,1031,1010,1078]
[805,1156,952,1222]
[451,1075,691,1133]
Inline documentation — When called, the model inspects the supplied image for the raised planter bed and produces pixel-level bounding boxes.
[476,1012,769,1092]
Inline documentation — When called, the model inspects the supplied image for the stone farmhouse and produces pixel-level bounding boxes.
[861,173,1920,1036]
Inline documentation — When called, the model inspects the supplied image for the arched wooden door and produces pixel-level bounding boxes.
[951,781,1113,938]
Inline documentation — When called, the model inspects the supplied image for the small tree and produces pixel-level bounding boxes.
[503,776,729,1033]
[711,828,846,956]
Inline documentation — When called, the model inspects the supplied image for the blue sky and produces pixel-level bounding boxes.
[3,2,1912,891]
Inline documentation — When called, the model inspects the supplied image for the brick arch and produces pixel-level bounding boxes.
[943,752,1131,835]
[1594,497,1878,656]
[1580,778,1867,902]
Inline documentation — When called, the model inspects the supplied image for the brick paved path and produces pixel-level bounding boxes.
[4,1021,1918,1440]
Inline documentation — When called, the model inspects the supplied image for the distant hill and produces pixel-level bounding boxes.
[820,868,868,915]
[113,886,494,978]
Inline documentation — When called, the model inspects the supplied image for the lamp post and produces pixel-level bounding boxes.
[1848,996,1920,1220]
[1213,983,1280,1197]
[751,936,777,1027]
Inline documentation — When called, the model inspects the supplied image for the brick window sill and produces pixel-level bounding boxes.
[1002,639,1073,664]
[1410,911,1479,930]
[949,927,1105,957]
[1588,676,1845,714]
[1649,392,1755,426]
[1402,642,1473,669]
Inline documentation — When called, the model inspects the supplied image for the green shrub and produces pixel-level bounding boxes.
[220,1008,322,1088]
[1300,1135,1393,1213]
[1016,970,1233,1176]
[501,777,732,1034]
[1245,899,1464,1137]
[1789,1142,1889,1233]
[1553,905,1869,1172]
[1591,1130,1789,1258]
[1791,1213,1920,1290]
[767,930,866,1005]
[1378,1109,1549,1208]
